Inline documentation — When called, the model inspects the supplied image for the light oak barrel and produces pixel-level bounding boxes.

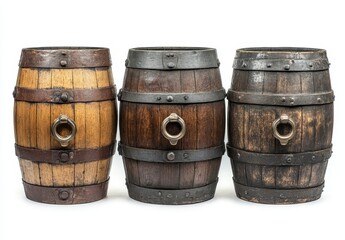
[14,47,117,204]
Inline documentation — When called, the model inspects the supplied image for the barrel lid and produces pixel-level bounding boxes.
[233,47,330,71]
[126,47,220,70]
[19,47,111,68]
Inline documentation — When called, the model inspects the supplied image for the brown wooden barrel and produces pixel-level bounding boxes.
[119,47,226,204]
[227,47,334,204]
[13,47,117,204]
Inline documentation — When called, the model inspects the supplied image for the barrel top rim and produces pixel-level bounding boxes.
[129,47,216,52]
[237,47,326,54]
[22,47,109,51]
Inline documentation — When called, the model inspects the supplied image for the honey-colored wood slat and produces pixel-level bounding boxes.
[96,68,111,87]
[83,69,100,185]
[324,104,334,147]
[15,102,31,147]
[51,69,75,186]
[37,69,53,186]
[96,159,110,183]
[20,159,41,185]
[100,101,116,146]
[83,102,100,185]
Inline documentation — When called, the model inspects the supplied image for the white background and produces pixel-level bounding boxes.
[1,0,344,239]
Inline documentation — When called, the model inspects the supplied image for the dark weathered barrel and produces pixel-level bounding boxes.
[119,47,226,204]
[13,47,117,204]
[227,47,334,204]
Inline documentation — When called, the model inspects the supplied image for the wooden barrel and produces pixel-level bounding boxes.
[227,47,334,204]
[119,47,226,204]
[13,47,117,204]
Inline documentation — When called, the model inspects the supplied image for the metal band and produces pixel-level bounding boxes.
[15,142,116,164]
[20,47,111,68]
[126,179,218,204]
[227,90,334,106]
[126,47,219,70]
[23,179,109,204]
[233,58,329,71]
[13,86,116,103]
[118,88,226,104]
[233,180,324,204]
[227,144,332,166]
[119,142,225,162]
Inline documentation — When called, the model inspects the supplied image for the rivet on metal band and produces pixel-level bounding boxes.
[15,142,116,164]
[22,179,109,204]
[118,142,225,163]
[227,90,334,106]
[226,144,332,166]
[233,180,324,204]
[232,58,330,71]
[126,179,218,204]
[118,88,226,104]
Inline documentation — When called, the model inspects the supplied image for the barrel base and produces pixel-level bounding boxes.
[126,179,218,205]
[23,179,109,204]
[233,180,324,204]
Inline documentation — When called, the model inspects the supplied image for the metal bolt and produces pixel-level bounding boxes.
[170,53,174,57]
[12,89,17,98]
[58,190,70,200]
[184,95,189,100]
[60,92,69,102]
[286,157,292,163]
[183,153,189,159]
[217,59,221,66]
[156,96,162,101]
[167,152,175,161]
[244,191,248,195]
[60,152,69,163]
[242,63,247,68]
[290,98,295,104]
[309,63,313,68]
[281,97,286,102]
[312,155,316,160]
[60,60,67,67]
[238,96,241,100]
[284,65,290,70]
[185,192,190,197]
[317,97,322,103]
[237,153,241,158]
[61,52,67,56]
[158,191,162,196]
[167,62,175,68]
[125,59,129,66]
[167,194,173,198]
[266,63,272,68]
[166,95,174,102]
[279,193,285,199]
